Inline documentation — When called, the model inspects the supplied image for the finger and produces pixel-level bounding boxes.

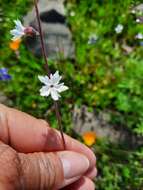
[62,176,95,190]
[19,151,89,190]
[85,167,97,179]
[61,166,97,189]
[0,104,96,169]
[0,140,90,190]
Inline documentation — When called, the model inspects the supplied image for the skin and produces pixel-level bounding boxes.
[0,104,97,190]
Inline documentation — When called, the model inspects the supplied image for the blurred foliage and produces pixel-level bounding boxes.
[95,140,143,190]
[0,0,143,189]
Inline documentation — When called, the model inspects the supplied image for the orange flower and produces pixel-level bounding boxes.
[9,39,21,51]
[82,131,96,146]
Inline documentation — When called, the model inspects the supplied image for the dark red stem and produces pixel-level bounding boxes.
[34,0,50,76]
[34,0,66,149]
[54,101,66,149]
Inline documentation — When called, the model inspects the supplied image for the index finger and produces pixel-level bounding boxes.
[0,104,96,168]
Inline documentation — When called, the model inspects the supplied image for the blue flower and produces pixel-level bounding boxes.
[139,41,143,46]
[0,68,11,81]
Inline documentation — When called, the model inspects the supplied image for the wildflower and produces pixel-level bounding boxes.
[139,41,143,46]
[10,19,39,41]
[82,131,96,146]
[135,33,143,39]
[88,34,98,45]
[136,18,140,23]
[115,24,124,34]
[38,71,68,101]
[0,68,11,81]
[9,38,21,51]
[136,17,143,24]
[131,9,136,14]
[10,20,26,41]
[70,11,75,17]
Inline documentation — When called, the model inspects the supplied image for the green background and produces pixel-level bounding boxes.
[1,0,143,189]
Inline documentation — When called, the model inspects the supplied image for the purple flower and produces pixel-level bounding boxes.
[0,68,11,81]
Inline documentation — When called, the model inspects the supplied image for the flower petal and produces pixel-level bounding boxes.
[53,71,59,78]
[82,131,96,146]
[10,29,24,41]
[39,86,50,96]
[0,68,8,74]
[51,89,60,101]
[38,75,50,85]
[10,29,24,36]
[14,20,25,31]
[10,20,25,41]
[51,71,62,85]
[57,84,69,93]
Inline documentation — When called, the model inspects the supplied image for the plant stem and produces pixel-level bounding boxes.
[34,0,50,76]
[34,0,66,149]
[54,101,66,149]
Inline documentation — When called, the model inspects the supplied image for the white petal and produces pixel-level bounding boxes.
[38,75,50,85]
[14,20,25,31]
[57,85,69,93]
[53,71,60,79]
[136,33,143,39]
[39,86,50,96]
[10,29,24,36]
[10,28,24,41]
[50,71,62,85]
[115,24,123,34]
[51,89,60,101]
[14,20,22,26]
[50,73,53,79]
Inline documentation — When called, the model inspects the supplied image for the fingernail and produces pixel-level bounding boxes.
[59,151,89,179]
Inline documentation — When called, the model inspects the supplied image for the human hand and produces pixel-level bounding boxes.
[0,104,97,190]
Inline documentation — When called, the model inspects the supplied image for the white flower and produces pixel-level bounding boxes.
[88,34,98,45]
[38,71,68,101]
[115,24,124,34]
[135,33,143,39]
[136,18,140,23]
[10,20,26,41]
[131,9,136,14]
[70,11,75,17]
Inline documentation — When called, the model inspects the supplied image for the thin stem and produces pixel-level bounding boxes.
[34,0,66,149]
[54,101,66,149]
[34,0,50,76]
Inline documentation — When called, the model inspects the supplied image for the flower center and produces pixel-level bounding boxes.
[50,85,54,88]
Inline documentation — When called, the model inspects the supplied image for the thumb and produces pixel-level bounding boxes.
[19,151,90,189]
